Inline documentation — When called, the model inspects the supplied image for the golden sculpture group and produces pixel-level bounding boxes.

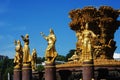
[57,6,120,67]
[14,34,37,71]
[14,6,120,72]
[14,28,58,71]
[69,6,120,61]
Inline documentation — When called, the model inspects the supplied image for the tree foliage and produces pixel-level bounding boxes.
[0,58,14,80]
[37,57,45,64]
[37,57,42,64]
[56,55,66,61]
[37,65,44,71]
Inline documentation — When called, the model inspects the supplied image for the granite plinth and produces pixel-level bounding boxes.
[22,63,32,80]
[13,67,22,80]
[45,62,56,80]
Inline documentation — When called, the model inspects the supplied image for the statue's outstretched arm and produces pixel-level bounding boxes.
[21,35,25,40]
[40,32,48,40]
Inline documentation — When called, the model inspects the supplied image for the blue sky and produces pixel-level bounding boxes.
[0,0,120,58]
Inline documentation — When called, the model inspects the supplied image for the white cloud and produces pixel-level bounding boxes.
[113,53,120,58]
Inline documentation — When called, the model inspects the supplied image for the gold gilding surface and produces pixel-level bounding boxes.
[57,6,120,68]
[40,29,58,63]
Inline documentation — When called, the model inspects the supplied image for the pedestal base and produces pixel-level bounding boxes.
[22,63,32,80]
[45,62,56,80]
[82,60,94,80]
[13,67,22,80]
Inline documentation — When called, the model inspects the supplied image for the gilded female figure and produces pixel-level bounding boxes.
[40,29,58,63]
[81,23,96,60]
[31,49,37,71]
[21,34,31,63]
[14,40,23,68]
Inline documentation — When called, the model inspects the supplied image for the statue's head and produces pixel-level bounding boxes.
[33,48,36,51]
[32,49,36,55]
[25,34,29,38]
[17,40,21,45]
[49,28,54,34]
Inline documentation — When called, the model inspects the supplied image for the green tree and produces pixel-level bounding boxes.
[0,60,3,72]
[0,58,14,80]
[56,55,65,61]
[41,57,45,62]
[37,57,42,64]
[37,65,44,71]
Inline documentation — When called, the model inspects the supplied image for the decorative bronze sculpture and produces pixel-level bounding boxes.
[69,6,120,60]
[40,29,58,63]
[56,6,120,80]
[80,23,97,61]
[31,49,37,71]
[12,6,120,80]
[14,40,23,68]
[68,51,79,61]
[21,34,31,63]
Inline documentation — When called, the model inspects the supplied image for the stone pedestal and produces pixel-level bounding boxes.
[13,67,22,80]
[45,62,56,80]
[82,60,94,80]
[22,63,32,80]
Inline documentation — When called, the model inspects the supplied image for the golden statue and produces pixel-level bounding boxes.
[31,49,37,71]
[76,30,83,50]
[21,34,31,63]
[68,51,79,62]
[81,23,96,61]
[69,6,120,59]
[14,40,23,68]
[40,29,58,63]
